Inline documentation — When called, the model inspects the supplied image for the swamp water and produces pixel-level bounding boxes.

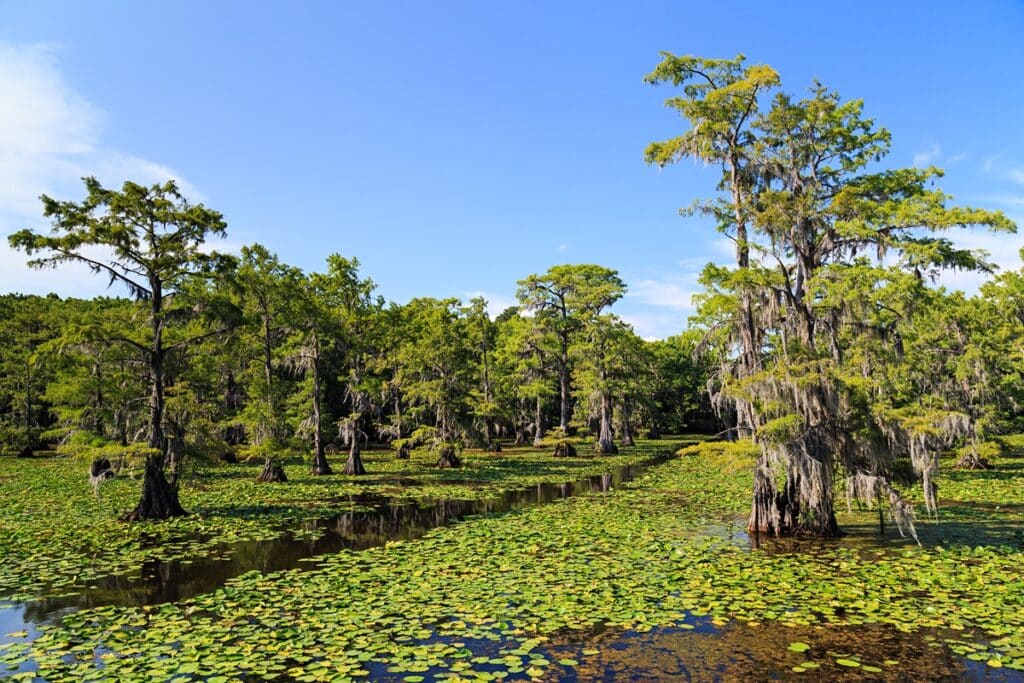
[1,458,664,662]
[2,451,1020,681]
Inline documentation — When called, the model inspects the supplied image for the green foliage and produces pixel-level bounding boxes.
[756,414,804,444]
[957,441,1003,462]
[648,332,719,434]
[517,264,627,432]
[8,178,236,482]
[676,439,759,475]
[648,52,1017,534]
[0,295,58,453]
[3,440,1023,678]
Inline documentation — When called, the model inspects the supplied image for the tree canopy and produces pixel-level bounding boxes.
[647,53,1015,537]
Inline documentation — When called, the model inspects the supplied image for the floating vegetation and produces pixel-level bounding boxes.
[1,439,1022,680]
[0,443,680,605]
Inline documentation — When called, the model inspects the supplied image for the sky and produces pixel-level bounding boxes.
[0,1,1022,339]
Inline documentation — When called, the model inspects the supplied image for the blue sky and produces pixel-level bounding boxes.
[1,1,1022,338]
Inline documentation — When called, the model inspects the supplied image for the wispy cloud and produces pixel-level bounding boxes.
[912,143,941,168]
[630,278,697,311]
[619,310,686,341]
[0,42,201,296]
[937,226,1024,294]
[618,269,704,339]
[972,195,1024,208]
[464,290,518,318]
[1009,168,1024,186]
[676,256,712,271]
[556,243,568,253]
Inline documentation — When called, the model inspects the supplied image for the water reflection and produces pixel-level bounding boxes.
[2,455,668,632]
[539,620,1021,682]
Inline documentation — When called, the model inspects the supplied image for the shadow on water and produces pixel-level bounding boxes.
[0,453,671,635]
[537,619,1023,682]
[358,614,1022,682]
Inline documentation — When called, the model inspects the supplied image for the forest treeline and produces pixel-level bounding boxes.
[0,253,718,475]
[4,53,1024,535]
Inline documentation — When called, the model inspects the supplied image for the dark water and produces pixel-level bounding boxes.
[537,619,1023,682]
[0,456,667,635]
[358,614,1022,682]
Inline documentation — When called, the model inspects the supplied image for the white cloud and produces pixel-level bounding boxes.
[0,42,200,297]
[464,290,518,319]
[0,43,100,217]
[709,236,736,259]
[619,310,686,341]
[618,269,704,340]
[556,243,568,253]
[630,278,697,311]
[1009,168,1024,186]
[676,256,712,271]
[974,195,1024,208]
[930,225,1023,294]
[912,143,941,168]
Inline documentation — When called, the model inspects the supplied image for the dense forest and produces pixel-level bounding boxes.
[0,227,718,514]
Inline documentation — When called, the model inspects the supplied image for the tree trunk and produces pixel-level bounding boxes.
[257,458,288,483]
[166,420,186,487]
[262,312,276,439]
[482,418,501,451]
[532,395,544,447]
[311,335,324,470]
[343,440,365,475]
[437,445,462,468]
[481,343,499,451]
[955,450,992,470]
[619,400,635,447]
[311,444,333,475]
[552,440,577,458]
[395,442,411,459]
[513,421,526,446]
[595,392,618,454]
[125,459,187,520]
[223,370,245,448]
[748,455,841,538]
[558,342,571,432]
[126,286,185,521]
[147,288,166,457]
[748,458,778,535]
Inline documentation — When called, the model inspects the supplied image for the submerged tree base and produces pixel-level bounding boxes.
[311,452,333,476]
[748,464,842,539]
[437,446,462,468]
[256,460,288,483]
[125,462,187,521]
[955,452,993,470]
[552,440,577,458]
[343,444,366,475]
